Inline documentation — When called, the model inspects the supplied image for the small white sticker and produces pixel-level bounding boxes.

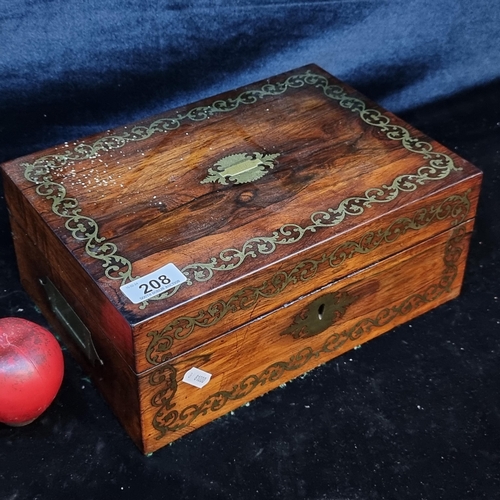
[182,367,212,388]
[120,263,187,304]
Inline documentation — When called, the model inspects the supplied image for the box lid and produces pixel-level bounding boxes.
[2,65,481,370]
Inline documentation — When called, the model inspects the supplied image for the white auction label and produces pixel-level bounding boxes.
[182,367,212,388]
[120,263,187,304]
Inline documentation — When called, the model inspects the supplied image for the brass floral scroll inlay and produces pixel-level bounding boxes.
[21,69,462,308]
[145,191,471,365]
[201,152,280,185]
[150,226,467,440]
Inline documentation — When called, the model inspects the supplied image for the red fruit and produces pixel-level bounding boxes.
[0,317,64,426]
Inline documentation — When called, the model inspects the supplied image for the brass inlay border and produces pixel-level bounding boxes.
[150,225,467,439]
[22,70,461,307]
[145,191,470,365]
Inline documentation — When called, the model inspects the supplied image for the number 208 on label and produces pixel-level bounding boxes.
[120,263,187,304]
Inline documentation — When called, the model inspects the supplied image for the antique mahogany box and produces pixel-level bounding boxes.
[1,65,482,454]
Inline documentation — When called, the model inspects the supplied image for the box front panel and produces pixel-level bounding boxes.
[135,183,480,372]
[138,220,473,453]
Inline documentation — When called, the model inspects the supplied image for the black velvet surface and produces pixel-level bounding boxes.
[1,2,500,499]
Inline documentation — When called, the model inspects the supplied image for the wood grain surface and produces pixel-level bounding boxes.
[138,221,474,453]
[0,65,482,453]
[1,65,481,323]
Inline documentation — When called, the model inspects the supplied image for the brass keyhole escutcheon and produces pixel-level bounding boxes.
[281,291,358,340]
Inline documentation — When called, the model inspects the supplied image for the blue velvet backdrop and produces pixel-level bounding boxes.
[1,3,500,499]
[1,0,499,162]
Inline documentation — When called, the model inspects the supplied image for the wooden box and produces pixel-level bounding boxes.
[1,65,482,454]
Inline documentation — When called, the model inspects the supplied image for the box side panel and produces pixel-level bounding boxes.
[138,220,473,454]
[8,214,145,450]
[3,173,135,366]
[134,175,481,372]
